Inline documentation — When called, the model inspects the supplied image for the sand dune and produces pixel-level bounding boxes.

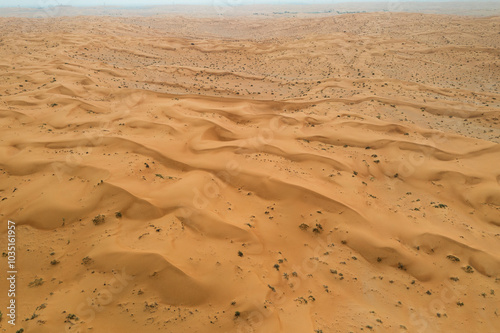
[0,10,499,333]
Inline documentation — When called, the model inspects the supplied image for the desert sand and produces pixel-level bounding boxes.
[0,7,499,333]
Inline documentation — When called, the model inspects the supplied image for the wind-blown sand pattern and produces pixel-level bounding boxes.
[0,12,499,333]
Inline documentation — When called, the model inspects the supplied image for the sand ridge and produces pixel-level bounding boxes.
[0,12,499,333]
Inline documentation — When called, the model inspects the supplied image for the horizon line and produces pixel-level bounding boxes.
[1,0,498,9]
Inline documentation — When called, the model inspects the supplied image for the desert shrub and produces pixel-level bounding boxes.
[92,214,105,225]
[299,223,309,230]
[28,278,44,287]
[81,256,93,265]
[463,265,474,273]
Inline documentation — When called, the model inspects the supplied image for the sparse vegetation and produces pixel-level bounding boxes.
[299,223,309,230]
[81,256,93,265]
[27,312,39,321]
[66,313,78,321]
[312,223,323,234]
[28,278,44,287]
[92,214,105,225]
[434,203,448,208]
[144,302,158,312]
[2,12,499,333]
[462,265,474,273]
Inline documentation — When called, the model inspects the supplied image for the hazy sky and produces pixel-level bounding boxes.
[0,0,481,8]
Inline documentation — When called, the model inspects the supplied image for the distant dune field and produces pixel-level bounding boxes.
[0,10,499,333]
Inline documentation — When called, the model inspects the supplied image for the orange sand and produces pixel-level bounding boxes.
[0,11,499,333]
